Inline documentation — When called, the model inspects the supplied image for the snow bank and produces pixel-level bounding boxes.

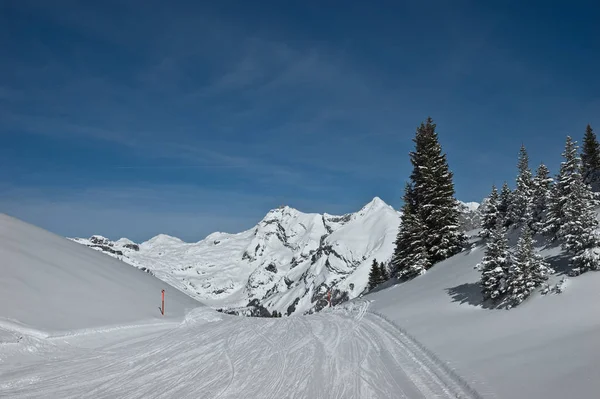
[0,214,201,333]
[368,237,600,398]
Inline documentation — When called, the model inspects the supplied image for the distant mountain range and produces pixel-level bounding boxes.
[72,197,480,315]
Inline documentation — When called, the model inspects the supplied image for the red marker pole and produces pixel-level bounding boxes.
[327,291,332,308]
[161,289,165,316]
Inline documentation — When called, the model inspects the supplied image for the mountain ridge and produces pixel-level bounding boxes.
[72,197,480,315]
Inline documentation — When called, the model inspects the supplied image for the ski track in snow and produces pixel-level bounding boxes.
[0,302,482,399]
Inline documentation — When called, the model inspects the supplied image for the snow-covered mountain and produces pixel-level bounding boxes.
[72,197,480,315]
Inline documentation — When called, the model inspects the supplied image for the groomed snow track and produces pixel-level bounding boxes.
[1,302,483,399]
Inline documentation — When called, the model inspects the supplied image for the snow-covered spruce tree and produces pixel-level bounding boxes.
[531,163,553,232]
[480,185,500,238]
[506,226,553,307]
[408,117,466,263]
[392,183,418,276]
[378,262,389,283]
[478,222,510,301]
[581,124,600,189]
[393,205,431,278]
[544,137,578,239]
[498,181,512,227]
[545,135,599,273]
[553,138,600,274]
[507,145,534,229]
[368,258,380,290]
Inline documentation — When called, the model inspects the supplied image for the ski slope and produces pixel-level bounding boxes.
[1,214,482,398]
[1,302,480,399]
[3,214,600,398]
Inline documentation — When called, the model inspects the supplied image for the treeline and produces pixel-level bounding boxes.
[367,119,600,308]
[478,126,600,307]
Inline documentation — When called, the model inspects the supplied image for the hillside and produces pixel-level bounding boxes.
[2,214,600,398]
[0,214,201,334]
[71,197,481,315]
[370,231,600,399]
[0,215,483,398]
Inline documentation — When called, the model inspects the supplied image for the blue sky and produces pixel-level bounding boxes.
[1,0,599,242]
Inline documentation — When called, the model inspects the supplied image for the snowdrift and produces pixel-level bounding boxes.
[0,214,201,333]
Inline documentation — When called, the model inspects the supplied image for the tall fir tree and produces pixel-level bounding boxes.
[393,209,431,279]
[392,183,420,276]
[480,185,500,238]
[506,226,553,307]
[531,163,553,232]
[581,124,600,188]
[478,222,510,301]
[407,117,465,263]
[545,137,584,238]
[378,262,389,284]
[498,182,512,227]
[368,259,380,290]
[507,145,534,228]
[543,136,599,273]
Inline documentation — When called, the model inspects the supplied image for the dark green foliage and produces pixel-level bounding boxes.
[506,226,553,307]
[498,182,512,227]
[478,222,510,301]
[368,259,380,290]
[378,262,389,284]
[581,124,600,187]
[531,164,552,232]
[546,137,600,274]
[392,118,465,279]
[507,145,533,228]
[480,185,499,238]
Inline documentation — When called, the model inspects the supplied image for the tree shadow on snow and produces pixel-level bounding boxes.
[544,252,572,276]
[446,282,498,309]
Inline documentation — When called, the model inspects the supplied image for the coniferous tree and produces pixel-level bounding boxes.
[403,247,430,279]
[392,183,420,276]
[368,259,380,290]
[506,226,553,307]
[478,222,510,301]
[393,118,464,278]
[581,124,600,188]
[394,209,431,278]
[544,136,598,261]
[551,138,600,273]
[498,182,512,227]
[507,145,534,228]
[378,262,389,283]
[480,185,500,238]
[531,163,553,232]
[409,118,465,260]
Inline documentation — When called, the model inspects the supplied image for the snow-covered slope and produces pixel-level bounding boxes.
[72,197,481,316]
[3,213,599,398]
[369,231,600,399]
[0,214,483,398]
[0,214,200,333]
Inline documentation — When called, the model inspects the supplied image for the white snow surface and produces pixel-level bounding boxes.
[2,214,600,398]
[0,214,200,332]
[368,235,600,399]
[71,197,404,315]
